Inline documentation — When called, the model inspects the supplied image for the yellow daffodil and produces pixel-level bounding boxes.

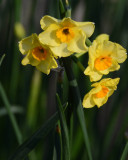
[84,34,127,82]
[19,33,58,74]
[39,15,95,57]
[82,78,120,108]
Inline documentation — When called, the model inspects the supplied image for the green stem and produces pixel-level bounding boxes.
[65,0,71,18]
[86,38,92,47]
[0,82,22,144]
[120,142,128,160]
[56,93,70,160]
[62,57,93,160]
[59,0,65,18]
[59,0,71,18]
[71,55,85,72]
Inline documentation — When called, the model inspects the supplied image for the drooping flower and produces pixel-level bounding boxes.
[19,33,58,74]
[82,78,120,108]
[39,15,95,57]
[84,34,127,82]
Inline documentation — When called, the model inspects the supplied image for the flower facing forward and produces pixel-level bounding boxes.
[82,78,120,108]
[39,15,95,57]
[84,34,127,82]
[19,33,58,74]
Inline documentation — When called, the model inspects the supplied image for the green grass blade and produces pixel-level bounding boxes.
[54,124,62,160]
[26,70,42,129]
[56,93,70,160]
[120,142,128,160]
[0,82,22,144]
[8,111,59,160]
[0,54,5,66]
[77,102,92,160]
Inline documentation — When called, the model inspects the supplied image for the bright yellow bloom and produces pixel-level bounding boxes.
[19,33,58,74]
[84,34,127,82]
[39,15,95,57]
[82,78,120,108]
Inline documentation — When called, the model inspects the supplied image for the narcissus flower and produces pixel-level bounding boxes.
[82,78,120,108]
[19,33,58,74]
[39,15,95,57]
[84,34,127,82]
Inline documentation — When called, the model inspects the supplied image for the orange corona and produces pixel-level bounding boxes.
[94,56,112,71]
[32,46,47,61]
[56,27,74,43]
[95,86,109,98]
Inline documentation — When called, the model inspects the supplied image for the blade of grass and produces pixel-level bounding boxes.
[26,70,42,129]
[56,93,70,160]
[77,101,92,159]
[0,54,5,66]
[8,111,59,160]
[9,103,67,160]
[54,124,62,160]
[120,142,128,160]
[0,82,22,144]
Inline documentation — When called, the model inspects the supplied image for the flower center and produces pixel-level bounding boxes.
[56,27,74,43]
[95,86,109,98]
[32,46,47,61]
[94,56,112,71]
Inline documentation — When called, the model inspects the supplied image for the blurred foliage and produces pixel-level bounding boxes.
[0,0,128,159]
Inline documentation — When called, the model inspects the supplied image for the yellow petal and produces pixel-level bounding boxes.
[95,34,109,42]
[82,92,95,108]
[73,21,95,37]
[114,43,127,63]
[97,41,115,56]
[21,55,29,65]
[61,17,76,27]
[107,88,115,97]
[50,43,73,57]
[39,24,60,47]
[19,34,39,55]
[67,29,88,53]
[88,42,97,69]
[100,78,120,89]
[40,15,59,30]
[36,54,58,74]
[21,51,40,66]
[84,66,102,82]
[82,86,101,108]
[93,95,108,108]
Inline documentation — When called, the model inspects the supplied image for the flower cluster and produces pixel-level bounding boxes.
[19,15,94,74]
[19,15,127,109]
[82,34,127,108]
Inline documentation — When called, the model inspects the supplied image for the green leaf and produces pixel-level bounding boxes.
[120,142,128,160]
[0,54,5,66]
[9,111,59,160]
[56,94,70,160]
[77,102,93,160]
[0,82,22,144]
